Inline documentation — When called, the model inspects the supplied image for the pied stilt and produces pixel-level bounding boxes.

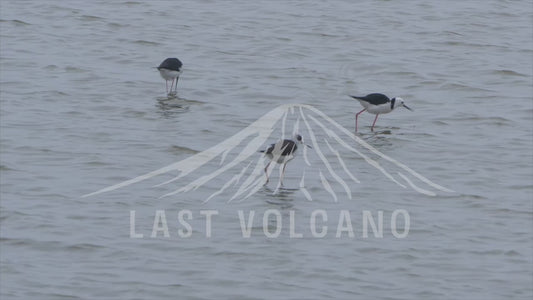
[157,58,183,96]
[350,93,412,132]
[260,134,311,186]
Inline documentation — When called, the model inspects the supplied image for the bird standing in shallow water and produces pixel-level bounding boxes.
[157,58,183,96]
[350,93,412,132]
[260,134,311,186]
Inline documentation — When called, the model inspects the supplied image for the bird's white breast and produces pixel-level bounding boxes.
[356,99,371,109]
[366,103,393,114]
[159,69,181,80]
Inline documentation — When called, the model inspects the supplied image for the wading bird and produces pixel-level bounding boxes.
[157,58,183,95]
[260,134,311,186]
[350,93,412,132]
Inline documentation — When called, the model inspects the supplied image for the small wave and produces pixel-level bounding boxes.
[107,22,128,28]
[169,145,200,155]
[0,164,15,171]
[1,19,31,25]
[79,15,104,21]
[64,66,88,73]
[439,82,494,92]
[132,40,161,46]
[66,243,105,251]
[492,69,528,77]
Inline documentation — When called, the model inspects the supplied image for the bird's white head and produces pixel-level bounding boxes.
[294,133,312,148]
[392,97,412,111]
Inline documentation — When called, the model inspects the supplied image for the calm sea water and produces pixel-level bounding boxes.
[1,1,532,299]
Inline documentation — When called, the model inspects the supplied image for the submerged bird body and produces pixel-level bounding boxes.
[157,58,183,95]
[260,134,310,185]
[350,93,412,132]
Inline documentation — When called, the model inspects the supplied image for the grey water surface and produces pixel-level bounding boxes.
[1,1,532,299]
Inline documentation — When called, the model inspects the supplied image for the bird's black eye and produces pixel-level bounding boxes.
[296,135,302,141]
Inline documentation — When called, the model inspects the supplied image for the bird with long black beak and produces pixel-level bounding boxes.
[350,93,412,132]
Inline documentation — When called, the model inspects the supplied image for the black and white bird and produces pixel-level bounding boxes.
[157,58,183,96]
[350,93,412,132]
[260,134,311,186]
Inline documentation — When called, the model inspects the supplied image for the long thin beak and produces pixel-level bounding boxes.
[403,104,413,111]
[305,144,312,149]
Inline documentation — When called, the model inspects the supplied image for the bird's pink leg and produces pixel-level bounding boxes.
[280,163,287,186]
[355,109,366,132]
[165,80,169,94]
[371,114,379,132]
[173,77,179,93]
[264,161,271,185]
[169,79,175,95]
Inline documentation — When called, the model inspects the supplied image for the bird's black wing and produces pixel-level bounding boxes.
[350,93,390,105]
[158,58,183,71]
[280,140,297,156]
[260,141,297,155]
